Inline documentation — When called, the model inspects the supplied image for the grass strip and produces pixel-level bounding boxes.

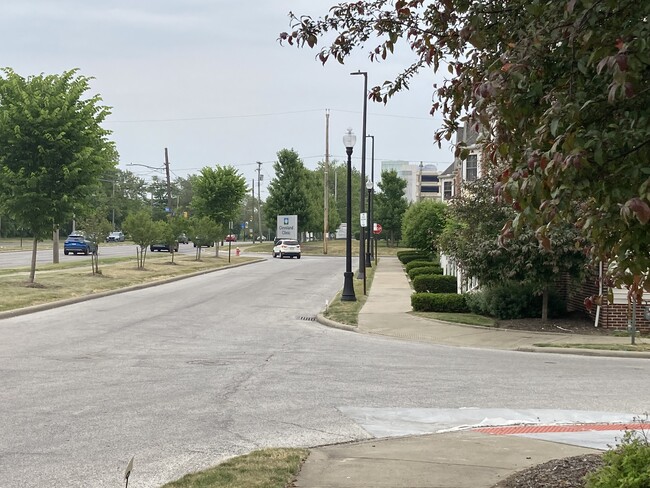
[533,343,650,352]
[160,448,308,488]
[411,311,497,327]
[322,265,375,326]
[0,253,258,312]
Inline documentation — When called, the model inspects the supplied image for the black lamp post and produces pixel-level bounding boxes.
[365,179,373,269]
[366,134,375,261]
[341,128,357,302]
[351,70,367,281]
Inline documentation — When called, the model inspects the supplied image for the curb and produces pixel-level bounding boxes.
[316,314,358,332]
[517,346,650,359]
[0,258,264,320]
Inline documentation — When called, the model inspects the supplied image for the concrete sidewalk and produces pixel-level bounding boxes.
[299,257,647,488]
[355,257,649,357]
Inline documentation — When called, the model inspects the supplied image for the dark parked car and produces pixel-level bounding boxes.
[64,233,97,255]
[150,241,179,252]
[193,237,214,248]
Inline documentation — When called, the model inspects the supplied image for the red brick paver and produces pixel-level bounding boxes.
[474,423,647,435]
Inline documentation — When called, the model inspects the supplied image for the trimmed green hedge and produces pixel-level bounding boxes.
[408,266,443,279]
[411,293,468,313]
[405,259,438,273]
[400,253,432,264]
[412,274,457,293]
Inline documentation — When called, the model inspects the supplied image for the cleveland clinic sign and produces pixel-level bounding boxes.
[276,215,298,240]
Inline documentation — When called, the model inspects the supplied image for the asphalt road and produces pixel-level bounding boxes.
[1,256,649,487]
[0,242,228,268]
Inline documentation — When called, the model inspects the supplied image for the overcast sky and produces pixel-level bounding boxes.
[2,0,453,198]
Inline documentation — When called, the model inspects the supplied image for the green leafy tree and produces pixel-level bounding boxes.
[265,149,312,236]
[192,165,247,253]
[79,210,112,275]
[439,178,587,320]
[190,216,221,261]
[373,170,408,246]
[402,200,447,252]
[0,68,117,282]
[122,210,160,269]
[280,0,650,296]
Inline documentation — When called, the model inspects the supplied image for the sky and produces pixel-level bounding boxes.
[1,0,453,199]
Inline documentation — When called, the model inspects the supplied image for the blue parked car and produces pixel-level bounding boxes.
[63,232,97,255]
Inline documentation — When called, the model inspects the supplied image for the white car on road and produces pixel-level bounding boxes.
[272,239,301,259]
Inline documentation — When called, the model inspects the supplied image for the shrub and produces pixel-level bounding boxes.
[411,293,468,313]
[399,253,432,264]
[480,282,566,319]
[585,428,650,488]
[464,291,486,315]
[405,259,438,273]
[408,266,443,279]
[413,274,457,293]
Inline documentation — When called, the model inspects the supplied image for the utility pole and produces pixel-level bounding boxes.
[164,148,172,216]
[418,161,423,202]
[256,162,263,242]
[324,109,330,254]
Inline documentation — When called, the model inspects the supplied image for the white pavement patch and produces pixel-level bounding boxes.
[338,407,643,449]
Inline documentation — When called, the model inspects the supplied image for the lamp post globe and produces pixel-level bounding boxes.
[341,128,357,302]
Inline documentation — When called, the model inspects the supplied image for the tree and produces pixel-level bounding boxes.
[79,210,112,275]
[439,178,587,320]
[402,200,447,252]
[190,216,221,261]
[265,149,313,237]
[192,165,247,254]
[122,210,159,269]
[280,0,650,296]
[373,170,408,246]
[0,68,117,283]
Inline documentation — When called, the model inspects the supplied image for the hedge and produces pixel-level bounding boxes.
[411,293,468,313]
[399,253,432,264]
[408,266,443,279]
[405,259,438,273]
[412,274,457,293]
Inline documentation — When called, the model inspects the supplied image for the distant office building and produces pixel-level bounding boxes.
[379,160,452,203]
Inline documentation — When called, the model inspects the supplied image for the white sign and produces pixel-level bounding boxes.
[276,215,298,240]
[360,212,367,228]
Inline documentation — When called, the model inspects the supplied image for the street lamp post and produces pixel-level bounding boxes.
[365,134,375,265]
[342,128,357,302]
[351,70,367,281]
[365,179,373,270]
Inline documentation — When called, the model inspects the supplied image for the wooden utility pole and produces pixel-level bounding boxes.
[324,110,330,254]
[257,162,263,241]
[164,148,172,215]
[251,178,255,241]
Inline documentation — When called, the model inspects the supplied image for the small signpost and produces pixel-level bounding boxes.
[373,223,382,234]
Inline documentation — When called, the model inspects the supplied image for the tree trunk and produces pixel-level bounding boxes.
[29,237,38,283]
[541,287,549,322]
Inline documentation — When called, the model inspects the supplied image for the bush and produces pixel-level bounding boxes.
[405,259,438,273]
[408,266,443,279]
[411,293,468,313]
[479,282,566,319]
[413,274,457,293]
[586,428,650,488]
[399,253,432,264]
[464,291,486,315]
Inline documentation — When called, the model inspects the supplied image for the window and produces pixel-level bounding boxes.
[421,174,439,182]
[443,181,452,200]
[465,155,478,181]
[421,185,439,193]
